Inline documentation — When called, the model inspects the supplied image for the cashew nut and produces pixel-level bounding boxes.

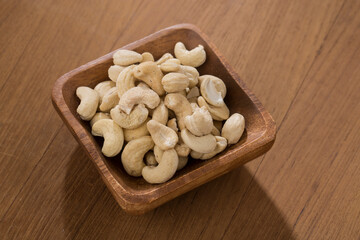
[152,100,168,125]
[141,52,154,62]
[116,65,136,97]
[211,126,221,136]
[221,113,245,144]
[119,86,160,114]
[113,49,142,66]
[184,106,213,136]
[153,145,163,162]
[164,93,192,130]
[145,151,157,166]
[133,61,165,96]
[94,81,115,103]
[190,136,227,160]
[99,87,119,112]
[108,65,125,82]
[161,73,189,93]
[123,117,150,142]
[186,86,200,99]
[177,156,188,170]
[91,119,124,157]
[147,120,178,150]
[156,53,174,65]
[175,142,191,157]
[76,86,99,121]
[160,58,181,72]
[90,112,110,127]
[197,96,230,121]
[121,136,154,177]
[177,65,199,88]
[199,75,226,106]
[174,42,206,67]
[110,104,148,129]
[181,129,216,154]
[142,149,178,184]
[213,120,223,132]
[167,118,178,132]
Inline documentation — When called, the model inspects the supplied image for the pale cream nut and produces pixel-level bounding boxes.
[116,65,136,97]
[123,117,150,142]
[147,120,178,150]
[145,151,157,166]
[152,100,168,125]
[113,49,142,66]
[174,42,206,67]
[110,104,148,129]
[133,61,165,96]
[167,118,178,132]
[190,136,227,160]
[177,156,188,170]
[156,53,174,65]
[90,112,110,127]
[161,72,189,93]
[186,86,200,99]
[198,96,230,121]
[119,86,160,114]
[199,75,227,106]
[160,58,181,72]
[121,136,154,177]
[99,87,119,112]
[94,81,115,103]
[91,119,124,157]
[180,129,216,154]
[184,106,213,136]
[221,113,245,144]
[141,52,154,62]
[177,65,199,88]
[164,93,192,130]
[142,149,178,184]
[108,65,125,82]
[76,86,99,121]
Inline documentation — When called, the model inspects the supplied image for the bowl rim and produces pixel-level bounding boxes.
[51,23,276,214]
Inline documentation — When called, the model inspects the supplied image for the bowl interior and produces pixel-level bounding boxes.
[61,27,266,193]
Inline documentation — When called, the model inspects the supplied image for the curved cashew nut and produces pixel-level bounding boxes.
[184,106,213,136]
[99,87,119,112]
[191,136,227,160]
[164,93,192,130]
[119,86,160,114]
[221,113,245,144]
[187,86,200,99]
[123,117,150,142]
[197,96,230,121]
[90,112,110,127]
[141,52,154,62]
[211,126,221,136]
[174,42,206,67]
[110,104,148,129]
[147,120,178,150]
[108,65,125,82]
[91,119,124,157]
[76,86,99,121]
[116,65,136,97]
[177,65,199,88]
[133,62,165,96]
[156,53,174,65]
[161,73,189,93]
[167,118,178,132]
[142,149,178,184]
[121,136,154,177]
[160,58,181,72]
[113,49,142,66]
[175,142,191,157]
[145,151,157,166]
[199,75,226,106]
[94,81,115,102]
[152,100,168,125]
[181,129,216,154]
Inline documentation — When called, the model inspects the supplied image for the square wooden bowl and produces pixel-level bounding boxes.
[52,24,276,214]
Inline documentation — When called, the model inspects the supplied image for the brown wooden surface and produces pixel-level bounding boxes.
[0,0,359,239]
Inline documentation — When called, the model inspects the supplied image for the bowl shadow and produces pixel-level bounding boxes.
[62,146,295,239]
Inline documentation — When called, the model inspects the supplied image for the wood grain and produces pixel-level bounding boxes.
[0,0,359,239]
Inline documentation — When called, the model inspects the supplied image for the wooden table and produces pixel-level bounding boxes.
[0,0,359,239]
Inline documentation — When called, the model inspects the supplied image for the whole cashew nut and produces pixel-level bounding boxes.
[177,156,188,170]
[167,118,178,132]
[164,93,192,130]
[177,65,199,88]
[94,81,115,102]
[121,136,154,177]
[221,113,245,144]
[156,53,174,65]
[147,120,178,150]
[141,52,154,62]
[108,65,125,82]
[174,42,206,67]
[99,87,119,112]
[161,73,189,93]
[116,65,136,97]
[91,119,124,157]
[199,75,227,106]
[197,96,230,121]
[110,104,148,129]
[181,129,216,154]
[133,62,165,96]
[119,86,160,114]
[160,58,181,72]
[113,49,142,66]
[151,100,168,125]
[190,136,227,160]
[142,149,178,184]
[76,86,99,121]
[184,106,213,136]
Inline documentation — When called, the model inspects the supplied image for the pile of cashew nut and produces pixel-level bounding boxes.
[76,42,245,184]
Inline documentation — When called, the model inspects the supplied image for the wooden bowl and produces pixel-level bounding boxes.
[52,23,276,214]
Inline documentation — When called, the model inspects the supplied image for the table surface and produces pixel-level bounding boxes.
[0,0,359,239]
